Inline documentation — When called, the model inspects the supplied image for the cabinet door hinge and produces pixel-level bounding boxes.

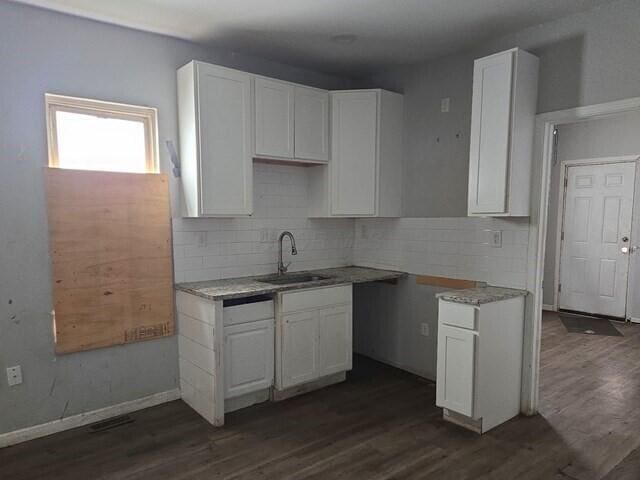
[561,230,564,241]
[564,177,568,187]
[558,283,562,293]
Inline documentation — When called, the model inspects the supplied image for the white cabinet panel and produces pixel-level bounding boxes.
[281,311,319,388]
[436,324,476,417]
[318,305,352,377]
[468,51,513,214]
[178,61,253,217]
[277,285,353,391]
[254,78,294,159]
[330,91,378,216]
[467,48,539,217]
[294,86,329,162]
[224,319,274,399]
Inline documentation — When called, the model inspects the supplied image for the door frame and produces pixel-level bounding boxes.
[552,156,640,312]
[522,96,640,416]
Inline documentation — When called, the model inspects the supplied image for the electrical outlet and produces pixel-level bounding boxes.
[490,230,503,248]
[440,97,450,113]
[420,323,430,337]
[7,366,22,386]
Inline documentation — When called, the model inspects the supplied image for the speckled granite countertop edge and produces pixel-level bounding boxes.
[435,286,528,306]
[175,266,405,301]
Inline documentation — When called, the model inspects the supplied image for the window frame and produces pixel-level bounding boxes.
[45,93,159,173]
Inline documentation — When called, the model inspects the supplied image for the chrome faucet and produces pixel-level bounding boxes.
[278,231,297,275]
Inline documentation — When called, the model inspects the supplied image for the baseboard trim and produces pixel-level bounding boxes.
[0,388,180,449]
[542,304,556,312]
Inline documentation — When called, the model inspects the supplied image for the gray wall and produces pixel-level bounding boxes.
[543,112,640,309]
[0,1,351,435]
[354,279,445,381]
[361,0,640,218]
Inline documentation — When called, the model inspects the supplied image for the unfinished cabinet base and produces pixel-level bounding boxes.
[271,372,346,402]
[442,408,484,434]
[225,388,271,414]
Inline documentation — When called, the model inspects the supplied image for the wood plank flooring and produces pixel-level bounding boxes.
[2,311,640,479]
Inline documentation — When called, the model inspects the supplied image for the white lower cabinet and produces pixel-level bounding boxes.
[276,285,353,391]
[436,324,476,417]
[223,298,275,400]
[436,296,525,433]
[223,319,274,399]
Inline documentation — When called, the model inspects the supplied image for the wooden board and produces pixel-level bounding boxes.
[45,168,174,354]
[415,275,478,289]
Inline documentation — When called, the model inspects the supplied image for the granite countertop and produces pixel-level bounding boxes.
[175,266,405,301]
[435,286,528,306]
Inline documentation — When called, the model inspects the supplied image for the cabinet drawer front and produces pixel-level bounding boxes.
[436,324,476,417]
[439,300,477,331]
[280,284,352,313]
[223,300,274,326]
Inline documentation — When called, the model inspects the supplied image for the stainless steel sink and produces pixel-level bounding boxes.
[257,274,331,285]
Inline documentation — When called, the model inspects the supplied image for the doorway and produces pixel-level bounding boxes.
[558,160,636,318]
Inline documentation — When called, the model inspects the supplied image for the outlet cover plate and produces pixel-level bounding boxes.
[7,366,22,386]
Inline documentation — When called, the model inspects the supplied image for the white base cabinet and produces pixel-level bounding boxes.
[436,296,525,433]
[276,285,353,391]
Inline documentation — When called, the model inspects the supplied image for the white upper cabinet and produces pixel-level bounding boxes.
[254,78,295,159]
[468,48,539,217]
[309,89,403,217]
[254,79,329,163]
[294,86,329,162]
[178,61,253,217]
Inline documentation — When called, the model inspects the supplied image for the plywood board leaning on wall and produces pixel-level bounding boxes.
[45,168,174,354]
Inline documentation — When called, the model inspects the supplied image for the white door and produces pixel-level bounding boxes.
[280,311,319,388]
[254,78,294,159]
[330,91,378,216]
[223,320,274,399]
[436,325,476,417]
[468,50,513,215]
[197,63,253,215]
[294,86,329,162]
[318,305,352,377]
[559,162,636,317]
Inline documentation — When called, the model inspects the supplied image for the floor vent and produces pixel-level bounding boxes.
[88,415,134,433]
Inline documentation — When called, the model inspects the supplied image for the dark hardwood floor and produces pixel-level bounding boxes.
[2,312,640,479]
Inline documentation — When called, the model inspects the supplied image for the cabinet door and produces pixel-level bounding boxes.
[254,78,294,159]
[468,51,513,215]
[436,324,476,417]
[318,305,352,377]
[224,319,274,399]
[331,91,378,216]
[281,311,319,388]
[294,86,329,162]
[196,63,252,216]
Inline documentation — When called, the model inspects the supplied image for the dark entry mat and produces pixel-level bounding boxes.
[559,312,623,336]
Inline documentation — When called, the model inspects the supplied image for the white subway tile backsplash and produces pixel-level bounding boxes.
[173,164,355,282]
[354,217,529,289]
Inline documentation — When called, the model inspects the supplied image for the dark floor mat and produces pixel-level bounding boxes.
[560,312,623,336]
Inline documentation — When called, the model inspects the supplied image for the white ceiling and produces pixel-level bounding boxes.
[13,0,610,76]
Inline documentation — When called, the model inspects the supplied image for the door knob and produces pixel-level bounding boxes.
[622,236,629,242]
[622,246,629,254]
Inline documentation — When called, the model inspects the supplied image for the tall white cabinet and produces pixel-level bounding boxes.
[467,48,539,217]
[309,89,403,217]
[178,61,253,217]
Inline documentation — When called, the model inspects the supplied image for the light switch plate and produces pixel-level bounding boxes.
[491,230,503,248]
[420,323,430,336]
[7,366,22,386]
[440,97,450,113]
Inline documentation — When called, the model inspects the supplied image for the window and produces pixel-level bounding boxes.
[46,94,158,173]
